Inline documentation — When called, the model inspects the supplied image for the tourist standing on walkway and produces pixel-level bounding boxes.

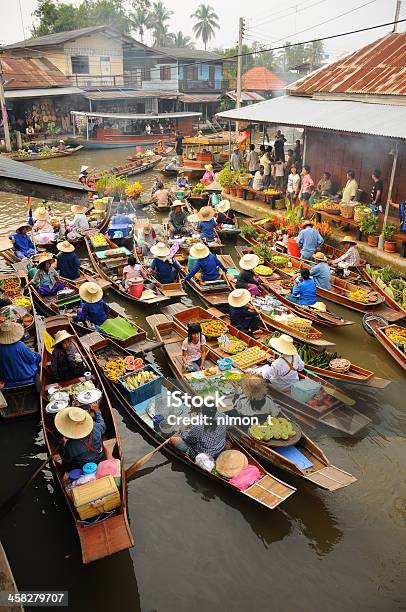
[299,165,314,219]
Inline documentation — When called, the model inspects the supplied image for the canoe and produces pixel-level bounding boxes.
[159,317,370,436]
[92,155,162,180]
[363,315,406,371]
[360,265,406,316]
[67,198,113,246]
[216,215,241,239]
[4,145,84,162]
[85,235,170,307]
[85,334,296,511]
[40,316,133,563]
[177,256,230,307]
[173,305,373,384]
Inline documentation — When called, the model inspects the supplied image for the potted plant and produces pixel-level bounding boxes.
[382,223,397,253]
[217,164,234,194]
[359,215,379,246]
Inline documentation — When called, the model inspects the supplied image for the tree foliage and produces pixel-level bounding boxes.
[190,4,219,50]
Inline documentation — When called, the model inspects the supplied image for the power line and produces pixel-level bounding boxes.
[248,0,329,31]
[248,0,326,29]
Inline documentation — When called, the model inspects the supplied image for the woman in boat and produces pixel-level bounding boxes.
[197,206,218,242]
[136,223,158,257]
[296,220,324,261]
[122,255,146,291]
[55,406,106,471]
[286,268,317,306]
[165,157,180,173]
[10,223,36,260]
[201,164,215,186]
[73,282,110,327]
[234,374,279,417]
[177,171,191,190]
[50,330,85,382]
[260,334,304,392]
[215,200,235,226]
[181,322,208,373]
[228,289,261,336]
[78,165,89,186]
[33,206,54,235]
[168,202,188,237]
[30,252,65,297]
[332,236,360,273]
[236,254,262,297]
[309,252,332,289]
[67,204,89,241]
[151,182,171,208]
[170,403,226,461]
[149,243,180,284]
[56,241,81,281]
[184,243,227,283]
[0,320,41,388]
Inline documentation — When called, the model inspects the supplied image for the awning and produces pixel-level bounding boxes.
[179,93,221,103]
[5,87,84,99]
[71,110,201,120]
[216,95,406,140]
[85,90,179,101]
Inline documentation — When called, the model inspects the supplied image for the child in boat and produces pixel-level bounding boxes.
[197,206,217,242]
[50,330,85,382]
[149,243,180,284]
[29,252,65,296]
[0,321,41,388]
[215,200,235,226]
[182,322,208,373]
[73,282,110,327]
[236,254,262,297]
[122,255,146,291]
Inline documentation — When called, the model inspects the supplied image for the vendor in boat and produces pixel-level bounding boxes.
[73,282,110,327]
[33,206,54,234]
[236,254,262,297]
[58,139,67,152]
[197,206,218,242]
[215,200,235,226]
[149,242,181,284]
[286,267,317,306]
[184,243,227,284]
[10,223,36,260]
[51,330,85,382]
[201,164,215,186]
[181,322,208,373]
[151,182,171,208]
[228,289,261,335]
[297,220,324,261]
[0,320,41,389]
[259,334,304,392]
[168,202,188,237]
[122,255,147,291]
[165,157,180,173]
[331,236,360,271]
[56,241,81,281]
[170,403,226,461]
[136,223,158,257]
[67,204,89,241]
[55,406,106,471]
[316,172,332,196]
[78,165,89,186]
[177,171,191,190]
[310,252,332,290]
[29,252,65,297]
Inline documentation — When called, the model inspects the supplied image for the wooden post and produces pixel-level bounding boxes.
[228,121,231,164]
[0,60,12,152]
[86,113,89,141]
[378,142,399,250]
[235,17,244,133]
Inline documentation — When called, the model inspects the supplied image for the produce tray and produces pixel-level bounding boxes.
[118,364,163,406]
[232,346,269,369]
[266,422,302,447]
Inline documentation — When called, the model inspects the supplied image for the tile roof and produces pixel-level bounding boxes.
[242,67,287,91]
[2,56,70,89]
[288,33,406,97]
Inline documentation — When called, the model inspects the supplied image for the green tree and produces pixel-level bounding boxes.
[150,2,174,46]
[305,40,326,69]
[129,3,153,43]
[190,4,219,50]
[171,32,195,48]
[32,0,80,36]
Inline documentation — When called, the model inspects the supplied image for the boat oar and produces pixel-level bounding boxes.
[125,438,172,480]
[303,367,355,406]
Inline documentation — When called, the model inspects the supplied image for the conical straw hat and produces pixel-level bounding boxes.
[228,288,251,308]
[79,282,103,304]
[54,407,94,439]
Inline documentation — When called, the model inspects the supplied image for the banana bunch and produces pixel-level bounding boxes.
[124,370,157,390]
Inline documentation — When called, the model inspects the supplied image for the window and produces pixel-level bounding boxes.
[184,64,198,81]
[71,55,89,74]
[160,65,171,81]
[143,66,151,81]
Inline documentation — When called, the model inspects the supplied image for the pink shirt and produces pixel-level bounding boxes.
[123,264,143,289]
[301,174,314,193]
[182,334,207,364]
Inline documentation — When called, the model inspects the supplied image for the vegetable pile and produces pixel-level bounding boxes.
[271,255,289,267]
[254,265,274,276]
[249,418,296,442]
[218,335,247,354]
[200,319,228,337]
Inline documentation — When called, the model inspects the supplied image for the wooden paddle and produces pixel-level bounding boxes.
[125,437,172,479]
[303,367,355,406]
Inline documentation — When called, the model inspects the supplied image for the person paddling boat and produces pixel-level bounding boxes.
[259,334,304,392]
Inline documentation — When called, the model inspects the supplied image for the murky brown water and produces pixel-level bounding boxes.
[0,150,405,612]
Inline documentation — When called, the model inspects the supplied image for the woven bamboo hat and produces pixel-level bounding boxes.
[80,165,89,173]
[270,333,297,356]
[204,164,213,172]
[239,253,260,270]
[53,330,74,345]
[313,252,327,261]
[33,206,49,221]
[228,288,251,308]
[79,281,103,304]
[16,223,31,232]
[216,450,248,478]
[0,320,24,345]
[170,200,185,208]
[37,252,54,265]
[0,237,13,252]
[187,213,200,223]
[313,301,327,312]
[342,235,357,244]
[189,243,210,259]
[198,206,215,221]
[216,199,230,214]
[54,407,94,439]
[57,240,75,253]
[302,220,313,227]
[71,204,87,214]
[150,242,170,258]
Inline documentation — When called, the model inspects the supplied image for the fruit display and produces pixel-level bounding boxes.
[288,317,313,334]
[218,335,247,354]
[124,356,144,371]
[200,319,228,338]
[232,346,268,369]
[384,326,406,349]
[249,418,296,442]
[103,357,126,382]
[121,369,158,390]
[91,233,108,248]
[12,296,31,308]
[347,288,379,303]
[297,344,341,368]
[204,366,219,377]
[254,265,274,276]
[279,267,295,276]
[312,201,328,211]
[271,255,289,267]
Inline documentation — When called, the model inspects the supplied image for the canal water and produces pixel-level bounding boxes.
[0,149,405,612]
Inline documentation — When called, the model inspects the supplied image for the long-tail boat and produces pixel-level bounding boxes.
[4,145,83,162]
[92,155,162,180]
[363,315,406,371]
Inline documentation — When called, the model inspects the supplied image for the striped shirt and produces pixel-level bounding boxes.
[181,415,226,460]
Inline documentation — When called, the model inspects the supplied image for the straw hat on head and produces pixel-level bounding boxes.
[54,407,94,440]
[239,253,260,270]
[33,206,49,221]
[16,223,31,232]
[0,320,24,345]
[37,252,54,265]
[302,220,313,227]
[189,243,210,259]
[171,156,177,162]
[216,450,248,478]
[342,235,357,244]
[270,333,297,356]
[313,251,327,262]
[71,204,87,215]
[53,329,74,345]
[313,301,327,312]
[80,165,89,173]
[216,199,230,214]
[150,242,170,258]
[57,240,75,253]
[228,288,251,308]
[178,170,185,175]
[198,206,215,221]
[79,281,103,304]
[170,200,185,208]
[0,237,13,253]
[187,213,200,223]
[233,146,239,151]
[204,164,213,172]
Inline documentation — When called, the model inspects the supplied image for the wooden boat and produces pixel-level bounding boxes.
[85,235,171,306]
[173,306,373,384]
[216,215,240,239]
[363,315,406,371]
[4,145,83,162]
[177,256,230,307]
[85,334,296,510]
[0,540,23,610]
[156,318,370,436]
[359,265,406,316]
[92,155,162,180]
[40,316,133,563]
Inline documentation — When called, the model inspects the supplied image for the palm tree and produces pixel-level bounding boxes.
[171,31,195,49]
[151,1,174,46]
[130,6,153,43]
[190,4,219,50]
[152,23,175,47]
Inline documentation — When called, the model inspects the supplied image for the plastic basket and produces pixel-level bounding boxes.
[291,379,321,403]
[389,279,406,302]
[118,364,163,407]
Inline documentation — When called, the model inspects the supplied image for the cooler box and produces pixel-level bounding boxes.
[118,364,163,408]
[291,379,321,403]
[108,224,130,239]
[71,475,120,520]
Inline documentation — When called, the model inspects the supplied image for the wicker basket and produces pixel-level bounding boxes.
[329,358,351,373]
[340,203,355,219]
[354,205,370,223]
[325,207,341,215]
[289,317,313,334]
[389,279,406,302]
[403,287,406,306]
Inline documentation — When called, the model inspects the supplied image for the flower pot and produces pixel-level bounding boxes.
[367,235,379,247]
[384,240,396,253]
[236,188,244,198]
[230,187,237,197]
[223,186,230,194]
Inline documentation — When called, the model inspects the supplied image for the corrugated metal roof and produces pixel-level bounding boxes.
[155,48,222,61]
[3,25,136,49]
[179,93,220,103]
[288,33,406,97]
[72,111,201,120]
[5,87,84,99]
[242,67,286,91]
[226,90,265,102]
[85,89,179,101]
[216,95,406,140]
[0,156,87,191]
[2,56,70,89]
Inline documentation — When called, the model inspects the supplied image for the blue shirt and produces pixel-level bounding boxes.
[185,253,227,282]
[0,341,41,388]
[61,411,106,468]
[292,278,317,305]
[229,305,258,330]
[198,219,217,241]
[11,232,35,257]
[297,228,324,259]
[73,300,109,326]
[56,252,81,280]
[310,262,331,290]
[150,258,180,284]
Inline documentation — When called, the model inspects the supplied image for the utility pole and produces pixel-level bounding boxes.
[235,17,245,132]
[392,0,401,32]
[0,59,11,152]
